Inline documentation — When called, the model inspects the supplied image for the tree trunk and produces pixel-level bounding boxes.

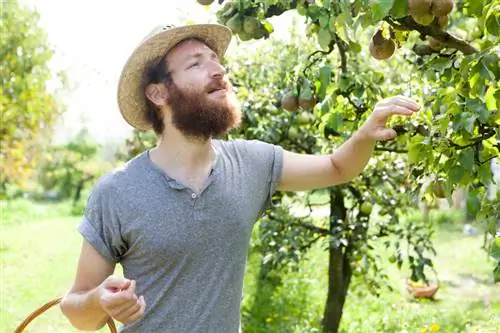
[73,175,94,206]
[322,187,352,333]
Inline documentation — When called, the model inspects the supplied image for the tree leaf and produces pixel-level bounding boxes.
[262,21,274,33]
[491,237,500,261]
[318,27,331,50]
[430,58,453,72]
[484,86,497,111]
[466,191,481,218]
[327,112,343,132]
[390,0,408,18]
[350,42,362,53]
[319,12,330,28]
[458,148,474,172]
[318,65,332,101]
[449,165,465,184]
[371,0,395,21]
[485,4,500,37]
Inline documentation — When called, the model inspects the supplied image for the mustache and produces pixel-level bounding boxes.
[205,79,231,93]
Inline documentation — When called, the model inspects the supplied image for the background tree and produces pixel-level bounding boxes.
[37,128,115,208]
[0,0,64,198]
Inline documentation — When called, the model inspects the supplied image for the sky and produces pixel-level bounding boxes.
[20,0,296,145]
[19,0,222,144]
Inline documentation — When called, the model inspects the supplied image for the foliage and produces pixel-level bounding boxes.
[37,129,114,206]
[0,0,65,198]
[478,185,500,282]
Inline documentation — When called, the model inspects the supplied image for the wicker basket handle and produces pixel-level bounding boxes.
[14,297,117,333]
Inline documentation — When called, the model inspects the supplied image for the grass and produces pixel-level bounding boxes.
[1,199,499,333]
[0,200,113,332]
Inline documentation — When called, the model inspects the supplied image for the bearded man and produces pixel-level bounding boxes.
[60,23,420,333]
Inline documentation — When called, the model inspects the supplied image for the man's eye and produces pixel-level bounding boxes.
[188,62,199,69]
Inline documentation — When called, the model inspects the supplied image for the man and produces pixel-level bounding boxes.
[60,23,420,332]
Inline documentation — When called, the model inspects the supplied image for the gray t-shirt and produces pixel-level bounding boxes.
[78,139,284,333]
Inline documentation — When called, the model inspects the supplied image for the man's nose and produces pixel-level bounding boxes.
[209,61,226,79]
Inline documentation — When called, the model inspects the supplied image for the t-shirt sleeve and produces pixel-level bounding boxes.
[240,139,284,213]
[77,174,127,263]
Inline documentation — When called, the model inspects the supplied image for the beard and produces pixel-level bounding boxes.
[166,79,242,141]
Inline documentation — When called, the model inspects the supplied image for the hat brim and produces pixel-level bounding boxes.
[117,24,233,131]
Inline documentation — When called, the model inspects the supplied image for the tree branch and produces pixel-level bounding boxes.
[347,185,362,201]
[375,146,408,153]
[292,221,330,236]
[480,155,497,166]
[449,130,496,149]
[385,16,478,55]
[335,33,348,74]
[302,39,336,78]
[299,235,323,252]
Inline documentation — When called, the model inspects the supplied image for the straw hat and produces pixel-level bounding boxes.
[117,23,233,131]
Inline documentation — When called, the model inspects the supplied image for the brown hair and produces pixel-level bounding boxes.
[142,56,172,136]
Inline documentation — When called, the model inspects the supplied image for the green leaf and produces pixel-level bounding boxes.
[494,262,500,283]
[466,0,483,17]
[408,137,424,164]
[350,42,362,53]
[319,13,330,28]
[307,5,322,20]
[430,58,453,72]
[371,0,395,21]
[318,27,331,50]
[478,160,493,185]
[336,11,350,25]
[449,165,465,184]
[485,4,500,37]
[327,112,343,132]
[458,148,474,172]
[318,65,332,101]
[262,21,274,33]
[466,191,481,217]
[481,53,500,79]
[467,98,489,123]
[490,237,500,261]
[390,0,408,18]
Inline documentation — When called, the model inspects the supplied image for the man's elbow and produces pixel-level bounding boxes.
[329,156,355,185]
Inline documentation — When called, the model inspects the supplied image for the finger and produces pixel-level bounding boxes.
[101,290,137,308]
[377,105,415,118]
[124,296,146,323]
[392,96,420,111]
[104,276,131,292]
[113,298,141,320]
[101,290,136,308]
[123,280,137,299]
[377,128,398,140]
[379,96,420,110]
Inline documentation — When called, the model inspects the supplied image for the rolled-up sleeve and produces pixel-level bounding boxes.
[240,139,284,213]
[77,174,127,263]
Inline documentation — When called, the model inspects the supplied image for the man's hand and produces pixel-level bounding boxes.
[358,95,421,141]
[98,276,146,324]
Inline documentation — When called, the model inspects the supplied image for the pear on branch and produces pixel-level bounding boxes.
[431,0,454,17]
[408,0,434,26]
[369,30,396,60]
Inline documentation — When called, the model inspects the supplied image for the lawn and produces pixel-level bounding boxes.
[1,199,498,333]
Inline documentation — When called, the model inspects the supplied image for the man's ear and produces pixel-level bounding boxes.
[145,83,169,106]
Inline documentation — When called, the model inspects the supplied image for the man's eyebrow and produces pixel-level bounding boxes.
[184,51,219,62]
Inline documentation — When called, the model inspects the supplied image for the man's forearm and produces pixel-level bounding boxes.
[60,287,109,330]
[330,130,376,183]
